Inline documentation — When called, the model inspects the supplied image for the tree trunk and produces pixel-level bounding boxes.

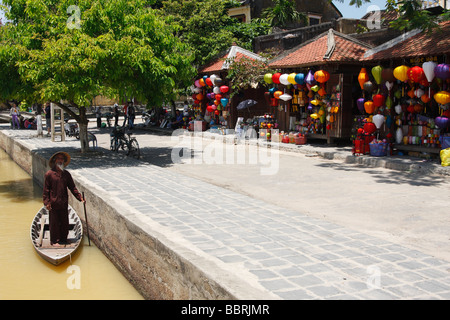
[53,101,89,153]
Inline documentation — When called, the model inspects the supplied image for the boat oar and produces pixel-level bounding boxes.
[38,213,46,247]
[82,192,91,246]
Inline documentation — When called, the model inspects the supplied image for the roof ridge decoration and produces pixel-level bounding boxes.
[324,29,336,60]
[222,46,265,70]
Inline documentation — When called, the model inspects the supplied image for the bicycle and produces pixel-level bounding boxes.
[110,126,140,159]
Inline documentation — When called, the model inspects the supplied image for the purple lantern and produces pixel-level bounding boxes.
[305,70,316,85]
[357,98,365,113]
[434,64,450,80]
[435,116,449,129]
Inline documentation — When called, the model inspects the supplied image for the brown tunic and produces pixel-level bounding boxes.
[43,168,82,244]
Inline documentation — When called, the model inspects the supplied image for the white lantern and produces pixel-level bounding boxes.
[395,104,402,115]
[373,114,385,129]
[279,74,290,86]
[279,93,292,101]
[414,88,424,98]
[395,127,403,144]
[385,81,393,91]
[213,86,220,94]
[422,61,436,84]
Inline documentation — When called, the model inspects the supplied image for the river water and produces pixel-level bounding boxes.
[0,148,143,300]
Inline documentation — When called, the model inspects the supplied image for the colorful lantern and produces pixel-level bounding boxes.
[373,94,385,108]
[272,73,281,84]
[358,68,369,90]
[371,65,383,85]
[213,77,223,86]
[422,61,436,84]
[274,91,283,99]
[279,93,293,101]
[288,73,297,85]
[279,73,290,85]
[364,101,374,114]
[314,70,330,84]
[295,73,305,85]
[393,65,410,82]
[220,98,229,107]
[372,114,384,129]
[434,91,450,105]
[264,73,273,84]
[435,116,449,129]
[363,122,376,134]
[381,68,395,82]
[434,63,450,80]
[357,98,365,113]
[408,66,425,83]
[363,81,375,93]
[305,70,316,85]
[220,85,229,93]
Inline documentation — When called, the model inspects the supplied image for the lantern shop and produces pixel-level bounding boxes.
[191,46,267,134]
[266,29,373,144]
[357,21,450,158]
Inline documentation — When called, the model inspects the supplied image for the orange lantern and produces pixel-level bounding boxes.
[358,68,369,90]
[314,70,330,84]
[318,87,326,96]
[364,101,374,114]
[434,91,450,105]
[274,91,283,99]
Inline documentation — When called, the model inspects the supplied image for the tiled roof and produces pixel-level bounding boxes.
[199,46,264,73]
[269,29,372,69]
[363,20,450,60]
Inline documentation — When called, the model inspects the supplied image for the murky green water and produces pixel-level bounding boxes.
[0,148,143,300]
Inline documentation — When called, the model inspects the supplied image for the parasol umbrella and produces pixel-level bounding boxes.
[237,99,258,110]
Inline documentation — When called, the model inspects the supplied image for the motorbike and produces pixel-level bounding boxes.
[64,119,80,139]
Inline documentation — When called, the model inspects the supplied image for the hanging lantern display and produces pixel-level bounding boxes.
[422,61,436,84]
[372,114,385,129]
[364,101,375,114]
[371,65,383,85]
[358,68,369,89]
[408,66,425,83]
[295,73,305,85]
[373,93,385,108]
[288,73,297,85]
[279,93,293,101]
[305,70,316,85]
[393,65,410,82]
[314,70,330,84]
[264,73,273,84]
[363,81,375,93]
[357,98,365,113]
[381,68,395,82]
[435,116,449,129]
[279,73,290,85]
[434,91,450,105]
[434,63,450,80]
[395,127,403,144]
[272,73,282,84]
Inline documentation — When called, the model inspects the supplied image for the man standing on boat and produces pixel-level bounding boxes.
[43,151,85,247]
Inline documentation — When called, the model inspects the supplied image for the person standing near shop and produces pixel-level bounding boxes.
[43,151,85,247]
[44,102,51,136]
[95,106,102,128]
[127,101,135,130]
[35,103,43,137]
[9,102,20,129]
[113,103,120,128]
[122,103,128,127]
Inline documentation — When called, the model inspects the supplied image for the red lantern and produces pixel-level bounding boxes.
[206,105,213,112]
[408,66,425,83]
[205,78,213,87]
[272,73,281,84]
[363,122,376,134]
[372,94,385,108]
[220,86,229,93]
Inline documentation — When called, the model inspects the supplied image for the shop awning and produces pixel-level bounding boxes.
[268,29,373,69]
[363,20,450,61]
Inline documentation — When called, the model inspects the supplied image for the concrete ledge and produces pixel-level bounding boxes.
[0,129,275,300]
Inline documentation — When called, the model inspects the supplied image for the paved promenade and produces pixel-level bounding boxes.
[1,123,450,300]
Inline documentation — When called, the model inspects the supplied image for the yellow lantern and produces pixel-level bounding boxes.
[288,73,297,85]
[434,91,450,105]
[393,65,410,83]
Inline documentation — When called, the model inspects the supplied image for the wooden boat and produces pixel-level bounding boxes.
[30,205,83,265]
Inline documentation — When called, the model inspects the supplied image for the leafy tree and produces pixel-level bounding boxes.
[262,0,307,29]
[0,0,195,152]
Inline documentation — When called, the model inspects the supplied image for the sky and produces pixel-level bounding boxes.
[332,0,388,19]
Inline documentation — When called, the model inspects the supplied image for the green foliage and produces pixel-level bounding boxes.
[0,0,195,109]
[262,0,307,28]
